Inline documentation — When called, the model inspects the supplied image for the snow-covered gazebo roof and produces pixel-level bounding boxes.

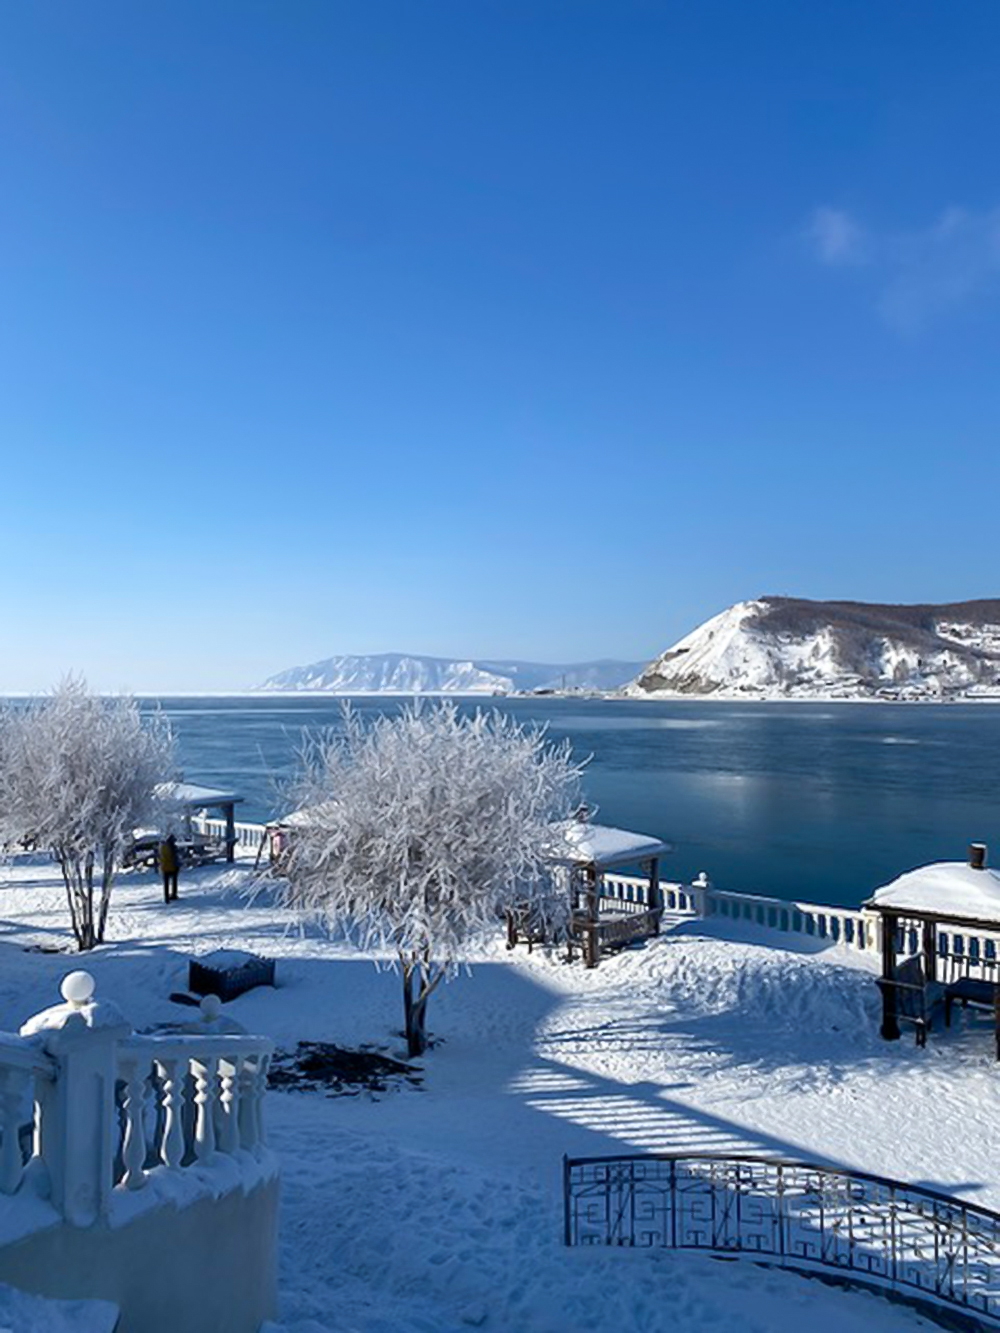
[269,799,338,830]
[546,820,671,871]
[155,782,244,809]
[867,861,1000,926]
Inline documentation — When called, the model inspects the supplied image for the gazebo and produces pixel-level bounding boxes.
[866,843,1000,1054]
[155,781,244,863]
[507,815,671,968]
[261,800,338,867]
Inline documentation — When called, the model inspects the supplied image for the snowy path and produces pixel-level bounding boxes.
[0,859,993,1330]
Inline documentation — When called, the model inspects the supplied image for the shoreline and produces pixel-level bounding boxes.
[2,690,998,705]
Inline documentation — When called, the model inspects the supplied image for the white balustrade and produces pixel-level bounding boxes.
[117,1052,148,1190]
[116,1035,271,1189]
[600,874,704,918]
[154,1056,185,1169]
[702,886,878,951]
[0,972,275,1222]
[599,873,880,952]
[218,1058,239,1155]
[190,814,267,851]
[0,1039,53,1198]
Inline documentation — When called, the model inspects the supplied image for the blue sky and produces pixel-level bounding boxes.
[2,2,999,691]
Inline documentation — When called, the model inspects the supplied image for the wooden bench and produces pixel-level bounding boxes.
[944,977,1000,1059]
[878,955,945,1047]
[505,904,551,953]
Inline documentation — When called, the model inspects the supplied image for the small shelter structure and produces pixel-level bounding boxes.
[507,815,671,968]
[261,800,338,868]
[154,781,244,863]
[866,843,1000,1055]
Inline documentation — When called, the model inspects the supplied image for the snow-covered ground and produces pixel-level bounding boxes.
[3,858,996,1330]
[0,1283,117,1333]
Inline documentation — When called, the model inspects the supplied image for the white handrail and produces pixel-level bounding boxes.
[116,1033,272,1190]
[9,973,276,1226]
[189,814,267,851]
[0,1039,55,1197]
[599,873,880,952]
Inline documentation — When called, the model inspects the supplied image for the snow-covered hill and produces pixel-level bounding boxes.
[259,653,644,695]
[629,597,1000,700]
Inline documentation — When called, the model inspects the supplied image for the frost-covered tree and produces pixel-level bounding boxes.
[0,680,175,950]
[275,702,584,1056]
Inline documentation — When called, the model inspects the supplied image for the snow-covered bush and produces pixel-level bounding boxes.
[0,680,175,950]
[275,702,584,1055]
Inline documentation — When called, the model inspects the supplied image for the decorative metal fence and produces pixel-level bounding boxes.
[564,1153,1000,1326]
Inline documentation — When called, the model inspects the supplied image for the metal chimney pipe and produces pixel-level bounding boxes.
[970,843,988,870]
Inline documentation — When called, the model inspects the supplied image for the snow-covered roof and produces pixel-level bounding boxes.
[155,781,243,808]
[547,820,671,870]
[269,799,338,829]
[868,861,1000,924]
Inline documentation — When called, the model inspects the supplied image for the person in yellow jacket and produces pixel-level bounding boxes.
[159,833,180,903]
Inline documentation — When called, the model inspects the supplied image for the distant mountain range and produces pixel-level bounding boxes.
[258,653,646,695]
[258,599,1000,701]
[628,597,1000,701]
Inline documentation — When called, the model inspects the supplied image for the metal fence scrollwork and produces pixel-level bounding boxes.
[563,1154,1000,1326]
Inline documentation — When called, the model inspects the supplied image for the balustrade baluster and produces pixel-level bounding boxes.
[254,1054,270,1150]
[119,1055,149,1190]
[0,1067,27,1194]
[238,1058,258,1151]
[218,1058,239,1154]
[191,1057,218,1161]
[154,1056,185,1168]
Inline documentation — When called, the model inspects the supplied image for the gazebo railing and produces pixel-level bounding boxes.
[190,814,267,852]
[889,916,1000,985]
[564,1153,1000,1326]
[601,875,701,916]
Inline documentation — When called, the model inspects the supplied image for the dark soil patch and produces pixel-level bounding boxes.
[269,1042,423,1098]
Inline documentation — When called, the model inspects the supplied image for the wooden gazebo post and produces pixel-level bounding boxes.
[880,909,901,1040]
[223,801,236,863]
[584,865,599,969]
[922,917,937,984]
[648,858,661,935]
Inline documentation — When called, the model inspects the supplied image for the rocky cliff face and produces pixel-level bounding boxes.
[629,598,1000,700]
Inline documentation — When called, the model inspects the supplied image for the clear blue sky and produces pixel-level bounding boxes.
[2,2,999,691]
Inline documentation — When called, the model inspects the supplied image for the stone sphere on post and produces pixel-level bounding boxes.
[61,971,96,1009]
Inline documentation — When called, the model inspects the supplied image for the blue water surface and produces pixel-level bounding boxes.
[145,696,1000,910]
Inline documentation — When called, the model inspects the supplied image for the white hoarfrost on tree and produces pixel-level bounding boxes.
[0,680,175,950]
[275,702,585,1056]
